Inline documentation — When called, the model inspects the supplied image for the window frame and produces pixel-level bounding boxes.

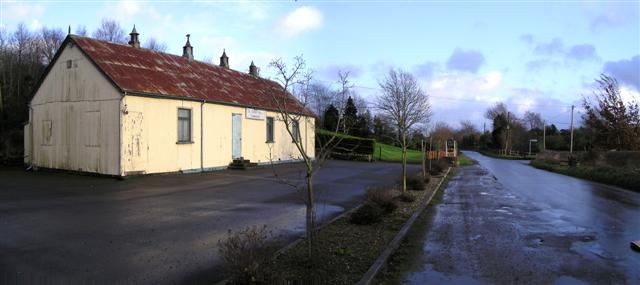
[292,119,300,143]
[266,117,274,143]
[177,108,193,144]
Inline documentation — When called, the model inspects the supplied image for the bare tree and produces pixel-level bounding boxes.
[523,111,543,130]
[376,69,431,193]
[268,56,347,260]
[38,27,64,64]
[92,19,126,43]
[308,82,333,120]
[75,25,88,36]
[485,102,508,120]
[144,37,167,52]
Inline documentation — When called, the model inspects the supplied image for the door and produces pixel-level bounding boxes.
[232,113,242,159]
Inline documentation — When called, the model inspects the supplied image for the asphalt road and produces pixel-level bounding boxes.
[0,160,415,284]
[402,151,640,285]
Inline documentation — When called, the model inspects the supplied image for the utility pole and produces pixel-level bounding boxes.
[570,105,575,154]
[421,139,426,180]
[505,111,510,155]
[483,121,486,134]
[542,119,546,151]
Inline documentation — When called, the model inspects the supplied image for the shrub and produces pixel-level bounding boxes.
[406,175,426,191]
[398,193,416,203]
[366,187,397,213]
[218,225,275,284]
[350,203,384,225]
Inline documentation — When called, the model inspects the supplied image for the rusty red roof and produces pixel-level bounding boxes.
[70,35,313,116]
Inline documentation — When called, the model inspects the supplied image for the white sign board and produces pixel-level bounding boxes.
[245,108,266,120]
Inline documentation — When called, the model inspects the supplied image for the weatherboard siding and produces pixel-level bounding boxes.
[120,95,315,175]
[27,43,121,175]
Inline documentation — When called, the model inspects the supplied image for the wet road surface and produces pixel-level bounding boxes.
[0,160,415,284]
[402,151,640,284]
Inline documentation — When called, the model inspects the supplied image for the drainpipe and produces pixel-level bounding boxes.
[200,100,204,172]
[119,93,125,176]
[29,104,34,168]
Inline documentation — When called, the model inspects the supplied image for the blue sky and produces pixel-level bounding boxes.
[2,0,639,129]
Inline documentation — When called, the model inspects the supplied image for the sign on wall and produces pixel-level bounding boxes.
[245,108,266,120]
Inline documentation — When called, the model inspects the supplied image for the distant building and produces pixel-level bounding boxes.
[24,28,315,176]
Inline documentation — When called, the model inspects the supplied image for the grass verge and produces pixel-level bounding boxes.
[263,173,446,284]
[530,160,640,192]
[457,152,476,166]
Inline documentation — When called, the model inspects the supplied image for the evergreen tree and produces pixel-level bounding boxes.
[343,96,358,133]
[356,109,373,137]
[323,104,339,131]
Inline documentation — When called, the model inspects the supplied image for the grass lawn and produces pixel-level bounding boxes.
[373,143,423,164]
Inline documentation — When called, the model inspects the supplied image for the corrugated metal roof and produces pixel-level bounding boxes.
[71,35,313,116]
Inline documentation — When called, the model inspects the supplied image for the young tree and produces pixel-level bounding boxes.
[268,56,348,260]
[376,69,431,193]
[92,19,126,43]
[582,74,640,150]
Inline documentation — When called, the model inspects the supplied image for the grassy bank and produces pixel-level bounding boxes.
[530,160,640,192]
[373,143,423,164]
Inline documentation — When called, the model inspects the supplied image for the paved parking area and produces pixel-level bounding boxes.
[0,160,414,284]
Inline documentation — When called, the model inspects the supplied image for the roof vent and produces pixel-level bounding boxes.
[249,61,258,76]
[182,34,193,60]
[220,49,229,68]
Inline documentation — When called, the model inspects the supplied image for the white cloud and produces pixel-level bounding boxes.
[274,6,323,38]
[480,71,502,90]
[620,86,640,105]
[3,3,45,21]
[30,19,41,31]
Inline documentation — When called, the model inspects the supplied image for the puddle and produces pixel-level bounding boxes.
[403,264,489,285]
[553,276,588,285]
[571,240,622,261]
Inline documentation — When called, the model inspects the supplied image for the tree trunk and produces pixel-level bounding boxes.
[305,170,316,261]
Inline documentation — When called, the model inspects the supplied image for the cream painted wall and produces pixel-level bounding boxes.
[27,42,121,175]
[121,95,315,175]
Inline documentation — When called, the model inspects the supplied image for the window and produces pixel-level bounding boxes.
[66,60,72,69]
[177,108,192,143]
[292,120,300,143]
[266,117,274,143]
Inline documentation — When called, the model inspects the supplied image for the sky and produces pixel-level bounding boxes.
[1,0,639,130]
